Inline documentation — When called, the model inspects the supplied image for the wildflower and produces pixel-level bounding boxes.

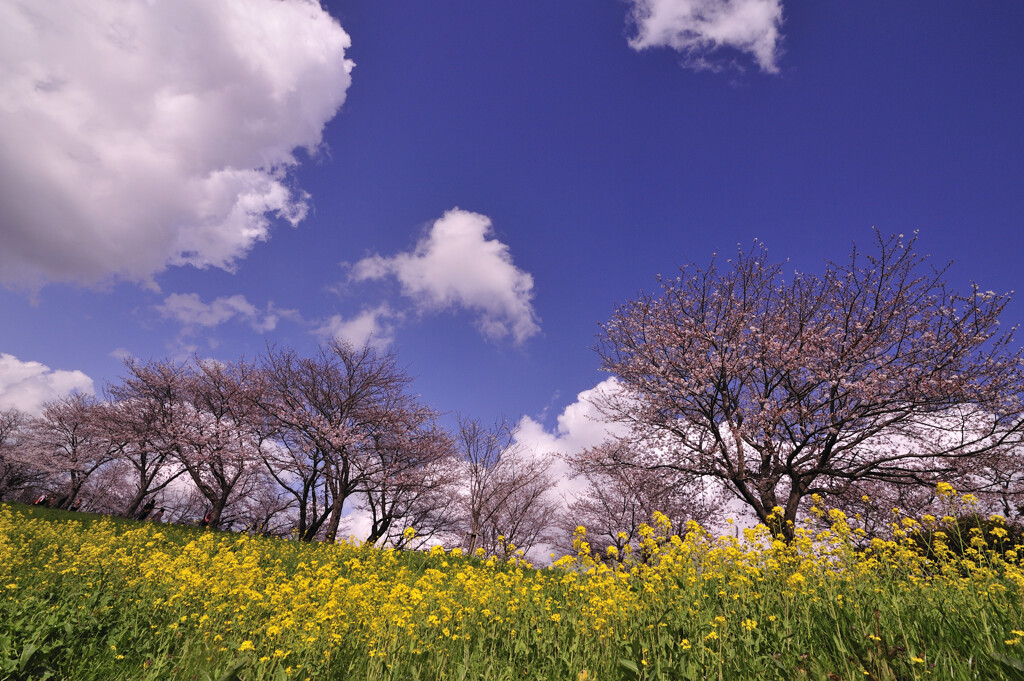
[238,641,255,652]
[937,482,956,497]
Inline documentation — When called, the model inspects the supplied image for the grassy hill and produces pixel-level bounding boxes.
[2,499,1023,680]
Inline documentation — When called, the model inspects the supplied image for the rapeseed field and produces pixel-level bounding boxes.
[1,487,1022,680]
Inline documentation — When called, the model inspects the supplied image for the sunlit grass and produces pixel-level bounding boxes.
[2,489,1023,680]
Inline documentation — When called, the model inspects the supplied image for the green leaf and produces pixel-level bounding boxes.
[214,658,249,681]
[618,658,640,679]
[990,652,1024,681]
[18,643,38,670]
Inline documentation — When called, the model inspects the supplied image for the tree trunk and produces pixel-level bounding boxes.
[124,485,149,519]
[323,493,345,543]
[366,517,390,545]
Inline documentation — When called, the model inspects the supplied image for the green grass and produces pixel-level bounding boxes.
[2,503,1024,680]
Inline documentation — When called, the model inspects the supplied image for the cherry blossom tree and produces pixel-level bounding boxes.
[357,403,459,547]
[175,358,272,529]
[564,439,727,560]
[595,233,1024,539]
[225,468,296,536]
[105,360,191,518]
[23,393,123,510]
[259,342,416,542]
[257,424,333,540]
[453,416,558,557]
[0,408,39,501]
[105,358,277,528]
[822,444,1024,537]
[967,444,1024,519]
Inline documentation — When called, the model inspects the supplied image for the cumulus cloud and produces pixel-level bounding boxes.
[0,353,94,415]
[157,292,286,333]
[0,0,354,287]
[514,378,626,500]
[516,379,624,462]
[627,0,784,73]
[316,304,401,349]
[351,209,541,344]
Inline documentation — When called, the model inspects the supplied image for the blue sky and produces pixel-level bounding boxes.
[1,0,1022,454]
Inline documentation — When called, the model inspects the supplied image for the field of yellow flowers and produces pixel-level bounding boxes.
[2,488,1023,681]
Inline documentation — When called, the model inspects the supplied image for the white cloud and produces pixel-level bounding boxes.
[627,0,784,74]
[518,381,748,540]
[351,209,541,344]
[157,293,285,333]
[0,353,94,415]
[514,378,626,501]
[0,0,354,287]
[516,379,624,461]
[316,304,401,349]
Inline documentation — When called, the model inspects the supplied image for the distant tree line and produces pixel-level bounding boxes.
[0,342,568,555]
[2,232,1022,555]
